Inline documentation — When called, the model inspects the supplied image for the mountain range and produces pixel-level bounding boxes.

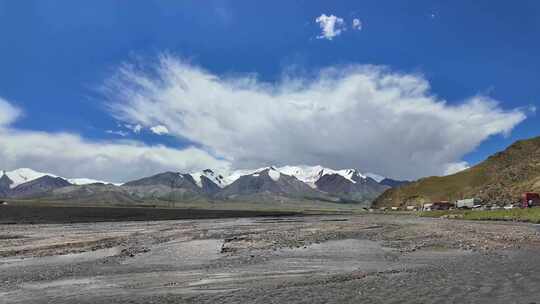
[0,166,409,207]
[373,136,540,208]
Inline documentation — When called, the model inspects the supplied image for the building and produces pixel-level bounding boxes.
[430,201,453,210]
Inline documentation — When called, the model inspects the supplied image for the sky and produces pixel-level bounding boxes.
[0,0,538,182]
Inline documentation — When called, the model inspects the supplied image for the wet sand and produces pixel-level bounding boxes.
[1,213,540,303]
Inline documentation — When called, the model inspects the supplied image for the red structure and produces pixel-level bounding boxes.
[431,201,453,210]
[521,192,540,208]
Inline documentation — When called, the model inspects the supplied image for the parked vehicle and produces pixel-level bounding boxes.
[456,198,480,209]
[422,203,433,211]
[521,192,540,208]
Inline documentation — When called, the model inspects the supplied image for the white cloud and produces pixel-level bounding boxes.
[150,125,169,135]
[352,18,362,30]
[0,98,230,183]
[106,55,527,180]
[125,123,142,133]
[0,97,21,126]
[443,161,470,176]
[106,130,128,137]
[315,14,345,40]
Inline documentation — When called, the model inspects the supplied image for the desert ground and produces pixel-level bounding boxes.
[2,207,540,303]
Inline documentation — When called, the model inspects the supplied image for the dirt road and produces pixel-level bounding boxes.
[2,213,540,303]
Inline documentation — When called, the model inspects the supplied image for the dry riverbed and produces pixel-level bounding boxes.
[2,213,540,303]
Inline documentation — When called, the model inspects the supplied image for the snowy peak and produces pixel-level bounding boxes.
[365,173,385,183]
[246,167,281,181]
[190,169,226,188]
[67,178,118,186]
[1,168,118,188]
[217,165,383,189]
[278,165,326,187]
[277,165,368,187]
[3,168,55,188]
[267,167,281,181]
[222,166,281,186]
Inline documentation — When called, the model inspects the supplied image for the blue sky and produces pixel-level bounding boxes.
[0,0,538,181]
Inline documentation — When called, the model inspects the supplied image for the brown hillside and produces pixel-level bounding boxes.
[373,136,540,208]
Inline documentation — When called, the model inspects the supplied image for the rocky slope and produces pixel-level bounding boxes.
[122,172,206,201]
[9,176,72,198]
[373,136,540,208]
[315,172,389,203]
[379,178,410,188]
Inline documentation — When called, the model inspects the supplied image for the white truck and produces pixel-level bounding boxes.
[456,198,479,209]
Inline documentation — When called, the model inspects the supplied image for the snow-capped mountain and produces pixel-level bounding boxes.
[276,165,370,187]
[0,166,407,206]
[2,168,52,188]
[0,168,116,188]
[239,167,281,181]
[216,167,324,201]
[9,175,72,198]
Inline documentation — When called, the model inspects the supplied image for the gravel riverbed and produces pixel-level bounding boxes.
[1,213,540,303]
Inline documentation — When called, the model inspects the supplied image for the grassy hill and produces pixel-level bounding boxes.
[373,136,540,208]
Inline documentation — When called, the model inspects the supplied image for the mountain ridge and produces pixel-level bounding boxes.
[373,136,540,208]
[0,165,403,205]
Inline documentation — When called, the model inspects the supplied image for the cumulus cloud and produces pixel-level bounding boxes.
[0,97,21,126]
[0,98,229,183]
[315,14,345,40]
[105,55,527,180]
[150,125,169,135]
[444,161,470,176]
[352,18,362,30]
